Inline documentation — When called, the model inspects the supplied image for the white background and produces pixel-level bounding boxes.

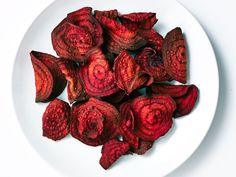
[0,0,235,177]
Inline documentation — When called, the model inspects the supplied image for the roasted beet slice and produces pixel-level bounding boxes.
[114,50,150,94]
[56,59,88,103]
[99,139,130,170]
[94,9,118,19]
[119,101,139,149]
[150,84,199,117]
[71,97,120,146]
[135,47,171,82]
[131,95,176,141]
[42,98,70,141]
[79,49,119,97]
[120,12,157,31]
[30,51,66,102]
[95,15,146,54]
[131,139,154,155]
[162,27,187,83]
[140,29,164,55]
[51,7,103,61]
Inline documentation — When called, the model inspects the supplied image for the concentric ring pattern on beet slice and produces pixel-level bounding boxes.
[42,98,71,141]
[79,49,119,97]
[162,27,187,83]
[150,83,199,118]
[131,95,176,141]
[71,97,120,146]
[30,51,66,102]
[51,7,103,61]
[99,139,130,170]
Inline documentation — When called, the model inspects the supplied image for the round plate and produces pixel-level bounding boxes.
[12,0,219,176]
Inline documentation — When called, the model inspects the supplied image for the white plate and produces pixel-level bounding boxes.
[12,0,219,176]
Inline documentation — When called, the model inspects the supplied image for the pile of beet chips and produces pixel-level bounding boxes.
[30,7,199,169]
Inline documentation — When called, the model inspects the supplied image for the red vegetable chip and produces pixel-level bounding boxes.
[56,59,88,103]
[79,49,119,97]
[30,51,66,102]
[119,101,139,149]
[131,139,154,155]
[42,98,70,141]
[95,15,147,54]
[131,95,176,141]
[162,27,187,83]
[150,84,199,117]
[100,139,130,170]
[51,7,103,61]
[71,97,120,146]
[120,12,157,31]
[114,50,150,94]
[94,9,118,19]
[135,47,171,82]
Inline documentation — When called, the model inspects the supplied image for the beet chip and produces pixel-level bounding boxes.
[51,7,103,61]
[56,59,88,103]
[100,139,130,170]
[94,9,119,19]
[119,101,139,149]
[151,84,198,117]
[30,51,66,102]
[42,98,70,141]
[71,98,120,146]
[162,27,187,83]
[131,95,176,141]
[79,49,119,97]
[136,47,171,82]
[95,15,146,54]
[120,12,157,31]
[131,139,154,155]
[114,50,150,94]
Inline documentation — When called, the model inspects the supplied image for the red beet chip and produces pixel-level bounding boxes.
[42,98,71,141]
[79,49,119,97]
[71,97,120,146]
[131,95,176,141]
[94,9,119,19]
[56,59,88,104]
[120,12,157,31]
[114,50,151,94]
[135,47,171,82]
[99,139,130,170]
[51,7,103,61]
[131,139,154,155]
[119,101,139,149]
[162,27,187,83]
[95,14,147,54]
[140,29,164,55]
[30,51,66,102]
[150,84,199,117]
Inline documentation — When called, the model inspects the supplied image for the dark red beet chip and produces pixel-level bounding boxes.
[162,27,187,83]
[131,95,176,141]
[131,139,154,155]
[56,59,88,103]
[120,12,157,31]
[99,139,130,170]
[135,47,171,82]
[119,101,139,149]
[94,9,119,19]
[79,49,119,97]
[150,83,199,117]
[102,90,126,104]
[114,50,150,94]
[30,51,66,102]
[42,98,70,141]
[51,7,103,61]
[95,14,147,54]
[71,97,120,146]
